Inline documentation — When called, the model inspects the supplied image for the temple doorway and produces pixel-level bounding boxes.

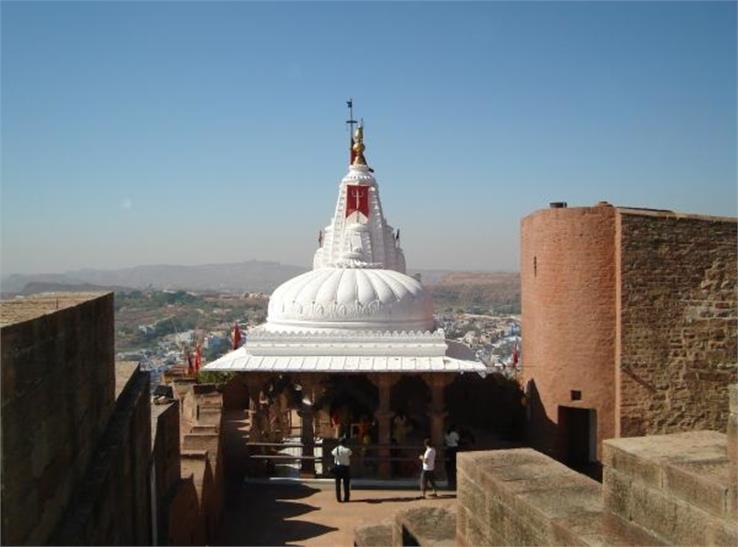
[314,375,378,444]
[390,375,430,444]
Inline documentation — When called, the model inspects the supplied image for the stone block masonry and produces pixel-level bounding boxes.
[1,291,226,546]
[455,448,662,546]
[50,362,152,545]
[521,203,737,463]
[151,401,182,546]
[603,430,737,546]
[163,373,226,545]
[617,211,738,437]
[1,292,116,545]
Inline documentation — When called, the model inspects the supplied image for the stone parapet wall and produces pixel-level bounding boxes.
[163,379,225,545]
[51,362,152,545]
[392,505,456,546]
[354,522,394,547]
[152,401,181,545]
[166,478,204,546]
[616,212,737,437]
[353,503,455,546]
[456,448,662,546]
[603,430,737,546]
[1,292,115,545]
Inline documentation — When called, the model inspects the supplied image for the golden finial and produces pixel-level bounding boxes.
[352,122,367,166]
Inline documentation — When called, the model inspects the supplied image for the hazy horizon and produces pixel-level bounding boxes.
[3,2,736,276]
[1,258,519,279]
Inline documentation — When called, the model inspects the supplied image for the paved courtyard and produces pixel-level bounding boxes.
[215,481,456,546]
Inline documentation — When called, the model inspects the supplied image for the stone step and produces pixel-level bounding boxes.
[354,522,393,547]
[604,466,737,546]
[456,448,663,547]
[603,431,735,520]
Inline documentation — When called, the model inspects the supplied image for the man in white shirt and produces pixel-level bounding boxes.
[418,438,438,498]
[331,437,352,502]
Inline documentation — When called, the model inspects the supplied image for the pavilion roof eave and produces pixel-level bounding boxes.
[201,347,487,375]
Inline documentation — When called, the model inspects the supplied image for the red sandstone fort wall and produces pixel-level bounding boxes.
[51,363,152,545]
[616,211,737,436]
[0,293,116,545]
[152,401,182,545]
[521,205,617,460]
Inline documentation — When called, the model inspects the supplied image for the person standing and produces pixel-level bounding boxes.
[331,437,352,502]
[418,438,438,498]
[444,425,460,490]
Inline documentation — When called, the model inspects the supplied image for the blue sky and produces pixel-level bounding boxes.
[2,1,736,275]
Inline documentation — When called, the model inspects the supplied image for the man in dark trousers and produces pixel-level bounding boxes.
[444,424,460,490]
[331,437,352,502]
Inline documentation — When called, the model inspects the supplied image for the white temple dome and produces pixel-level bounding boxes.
[265,267,434,332]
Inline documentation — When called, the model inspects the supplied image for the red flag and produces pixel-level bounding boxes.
[194,344,202,374]
[186,349,194,376]
[346,185,369,218]
[232,321,242,349]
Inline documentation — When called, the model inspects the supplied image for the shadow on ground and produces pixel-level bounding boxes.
[215,483,338,546]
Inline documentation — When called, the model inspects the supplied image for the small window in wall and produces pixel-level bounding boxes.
[571,390,582,401]
[533,256,537,277]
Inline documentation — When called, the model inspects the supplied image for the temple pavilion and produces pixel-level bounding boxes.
[204,120,486,478]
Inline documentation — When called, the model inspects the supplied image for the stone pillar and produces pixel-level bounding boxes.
[242,373,269,442]
[242,373,264,413]
[424,374,452,479]
[371,374,397,479]
[299,375,316,477]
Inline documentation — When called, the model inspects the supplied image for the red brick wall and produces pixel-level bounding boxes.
[521,205,617,459]
[616,212,737,436]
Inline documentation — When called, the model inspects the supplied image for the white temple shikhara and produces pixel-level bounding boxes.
[204,117,485,477]
[204,122,484,374]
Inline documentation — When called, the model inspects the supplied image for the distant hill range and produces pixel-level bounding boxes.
[1,261,308,295]
[2,263,520,313]
[426,271,521,314]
